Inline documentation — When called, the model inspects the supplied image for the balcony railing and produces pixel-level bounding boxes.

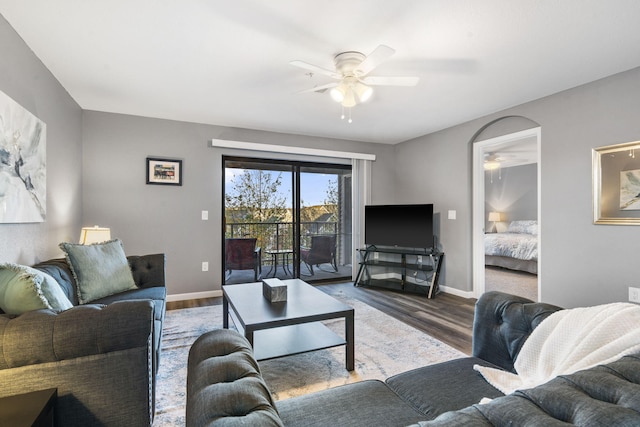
[225,221,351,266]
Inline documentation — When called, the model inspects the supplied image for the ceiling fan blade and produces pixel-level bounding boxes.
[362,76,420,86]
[296,82,338,94]
[356,45,396,75]
[290,60,340,79]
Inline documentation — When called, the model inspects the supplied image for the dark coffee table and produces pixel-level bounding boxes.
[0,388,56,427]
[223,278,354,371]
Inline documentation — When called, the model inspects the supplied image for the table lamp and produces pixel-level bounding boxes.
[79,226,111,244]
[488,212,501,233]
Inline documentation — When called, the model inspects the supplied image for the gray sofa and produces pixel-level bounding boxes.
[186,291,640,426]
[0,254,166,427]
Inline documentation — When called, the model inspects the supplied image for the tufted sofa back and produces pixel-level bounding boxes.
[472,291,562,373]
[186,329,284,426]
[31,258,78,305]
[29,254,166,307]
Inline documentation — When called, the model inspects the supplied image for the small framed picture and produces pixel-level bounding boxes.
[146,157,183,186]
[593,140,640,224]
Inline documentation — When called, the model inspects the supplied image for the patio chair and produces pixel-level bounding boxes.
[300,235,338,276]
[225,238,262,281]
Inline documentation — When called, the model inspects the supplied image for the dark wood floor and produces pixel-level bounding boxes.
[167,282,477,355]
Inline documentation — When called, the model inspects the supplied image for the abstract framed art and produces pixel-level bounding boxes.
[593,140,640,224]
[0,91,46,223]
[146,157,183,186]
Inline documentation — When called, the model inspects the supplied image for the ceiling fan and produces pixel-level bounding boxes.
[290,45,419,121]
[484,153,509,170]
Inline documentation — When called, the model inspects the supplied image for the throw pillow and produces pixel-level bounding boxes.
[59,239,137,304]
[0,263,73,314]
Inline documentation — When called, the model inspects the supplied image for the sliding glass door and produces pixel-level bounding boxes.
[299,165,352,279]
[223,156,351,284]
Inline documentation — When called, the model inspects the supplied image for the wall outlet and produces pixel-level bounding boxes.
[373,252,379,260]
[201,210,209,220]
[202,262,209,272]
[629,286,640,303]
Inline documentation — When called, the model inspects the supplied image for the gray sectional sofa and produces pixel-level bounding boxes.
[0,253,166,427]
[186,291,640,426]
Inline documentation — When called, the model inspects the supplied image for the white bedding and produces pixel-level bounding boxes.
[484,232,538,261]
[485,220,538,262]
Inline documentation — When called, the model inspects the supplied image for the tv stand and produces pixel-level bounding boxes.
[355,246,444,298]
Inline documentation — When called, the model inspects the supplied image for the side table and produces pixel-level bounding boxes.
[265,249,293,277]
[0,388,56,427]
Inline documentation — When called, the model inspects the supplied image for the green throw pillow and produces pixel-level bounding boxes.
[60,239,137,304]
[0,263,73,314]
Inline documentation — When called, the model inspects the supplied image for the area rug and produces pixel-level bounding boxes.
[153,290,466,426]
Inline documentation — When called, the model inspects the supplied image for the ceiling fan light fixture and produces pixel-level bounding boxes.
[341,89,357,108]
[484,160,501,170]
[354,82,373,102]
[290,44,419,122]
[330,85,345,103]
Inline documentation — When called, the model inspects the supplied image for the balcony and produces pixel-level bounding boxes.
[225,221,352,284]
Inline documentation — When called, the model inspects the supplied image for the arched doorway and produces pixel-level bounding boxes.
[471,124,541,300]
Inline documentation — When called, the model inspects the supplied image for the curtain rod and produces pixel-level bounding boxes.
[209,139,376,161]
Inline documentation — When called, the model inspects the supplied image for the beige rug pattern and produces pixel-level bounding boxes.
[153,290,465,426]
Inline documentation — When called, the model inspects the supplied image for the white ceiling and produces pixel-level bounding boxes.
[2,0,640,144]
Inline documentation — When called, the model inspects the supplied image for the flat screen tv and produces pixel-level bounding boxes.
[365,204,434,249]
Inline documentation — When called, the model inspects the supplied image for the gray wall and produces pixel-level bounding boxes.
[485,163,537,231]
[394,123,473,293]
[0,15,82,264]
[395,66,640,308]
[82,111,395,296]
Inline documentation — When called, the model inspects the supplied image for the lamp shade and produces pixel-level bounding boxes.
[488,212,501,222]
[330,85,345,102]
[341,88,357,107]
[354,82,373,102]
[330,79,372,107]
[79,226,111,244]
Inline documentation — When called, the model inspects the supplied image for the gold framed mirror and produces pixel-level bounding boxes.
[593,140,640,224]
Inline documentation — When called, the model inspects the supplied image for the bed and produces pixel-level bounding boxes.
[485,220,538,274]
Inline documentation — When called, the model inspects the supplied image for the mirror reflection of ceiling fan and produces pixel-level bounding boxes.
[484,145,538,170]
[484,153,507,170]
[484,152,508,183]
[290,45,419,122]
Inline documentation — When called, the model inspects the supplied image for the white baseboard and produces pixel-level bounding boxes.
[439,285,475,299]
[167,290,222,302]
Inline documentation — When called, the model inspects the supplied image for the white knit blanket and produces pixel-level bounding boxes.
[474,302,640,395]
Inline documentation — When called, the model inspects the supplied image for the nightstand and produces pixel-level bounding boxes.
[0,388,56,427]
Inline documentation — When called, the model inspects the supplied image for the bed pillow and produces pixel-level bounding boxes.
[0,263,73,314]
[506,220,538,235]
[60,239,137,304]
